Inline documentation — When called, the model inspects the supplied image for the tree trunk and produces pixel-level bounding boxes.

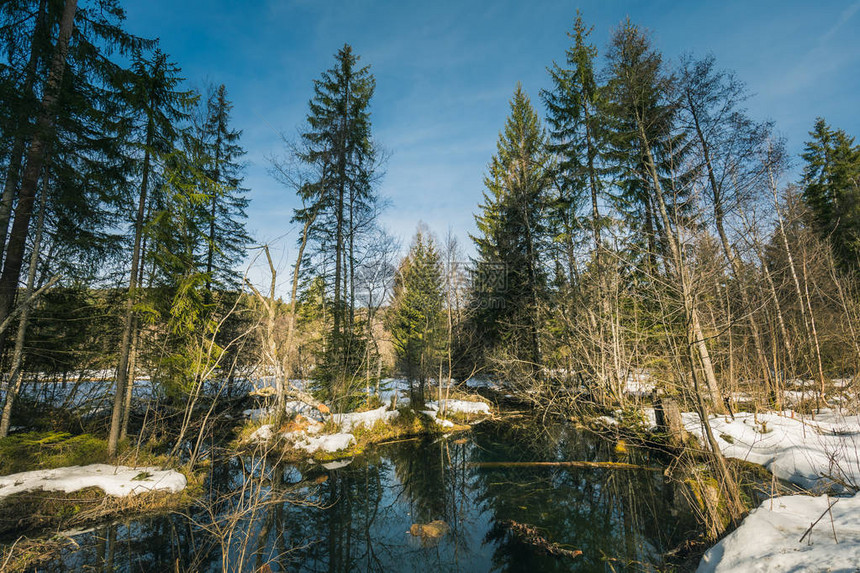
[636,120,725,413]
[0,0,77,356]
[206,98,223,294]
[0,167,47,438]
[285,207,318,381]
[690,102,774,403]
[119,323,138,441]
[108,117,153,457]
[768,169,826,403]
[0,0,48,259]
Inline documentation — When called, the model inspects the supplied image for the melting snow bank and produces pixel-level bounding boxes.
[681,410,860,492]
[426,400,491,415]
[698,491,860,572]
[249,424,356,453]
[293,433,355,454]
[333,406,399,431]
[0,464,187,499]
[247,399,491,453]
[243,400,325,422]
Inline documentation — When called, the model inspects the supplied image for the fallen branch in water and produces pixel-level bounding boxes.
[469,460,661,471]
[500,520,582,559]
[374,437,420,446]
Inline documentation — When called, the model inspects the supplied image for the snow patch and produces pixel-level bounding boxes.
[249,424,274,442]
[333,406,399,432]
[465,378,505,391]
[420,409,458,428]
[624,370,655,397]
[426,400,491,415]
[243,400,325,423]
[683,410,860,492]
[0,464,186,499]
[291,433,355,454]
[698,491,860,572]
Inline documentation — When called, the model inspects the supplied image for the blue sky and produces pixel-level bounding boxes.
[122,0,860,281]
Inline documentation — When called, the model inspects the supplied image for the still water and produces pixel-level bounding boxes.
[37,420,697,572]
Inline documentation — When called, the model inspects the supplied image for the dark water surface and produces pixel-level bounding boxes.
[35,420,698,572]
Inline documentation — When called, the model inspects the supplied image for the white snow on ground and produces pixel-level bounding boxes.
[426,399,491,415]
[378,379,412,407]
[291,433,355,454]
[420,410,455,428]
[243,408,268,421]
[243,400,325,423]
[682,410,860,492]
[249,424,274,442]
[624,370,655,397]
[698,491,860,573]
[0,464,186,499]
[333,406,400,432]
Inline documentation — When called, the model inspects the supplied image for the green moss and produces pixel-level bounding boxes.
[0,432,109,476]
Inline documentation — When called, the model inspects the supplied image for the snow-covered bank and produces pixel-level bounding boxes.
[245,397,492,454]
[293,433,355,454]
[426,399,491,415]
[248,423,355,454]
[0,464,187,499]
[243,399,325,423]
[682,410,860,492]
[698,491,860,572]
[333,406,400,431]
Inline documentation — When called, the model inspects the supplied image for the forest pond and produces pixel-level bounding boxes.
[36,420,700,572]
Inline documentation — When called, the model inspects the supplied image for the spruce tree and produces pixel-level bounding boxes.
[0,0,78,353]
[200,84,250,292]
[603,19,725,414]
[471,84,550,374]
[602,19,693,274]
[108,48,195,455]
[0,0,148,358]
[802,118,860,272]
[387,228,443,405]
[541,12,604,281]
[295,44,378,404]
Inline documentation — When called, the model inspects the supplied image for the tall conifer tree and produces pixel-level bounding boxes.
[472,84,550,373]
[802,119,860,271]
[201,84,250,292]
[295,44,378,404]
[387,228,443,405]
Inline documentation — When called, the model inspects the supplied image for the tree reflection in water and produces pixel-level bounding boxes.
[43,420,695,572]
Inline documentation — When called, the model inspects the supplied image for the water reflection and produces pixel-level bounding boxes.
[36,420,695,572]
